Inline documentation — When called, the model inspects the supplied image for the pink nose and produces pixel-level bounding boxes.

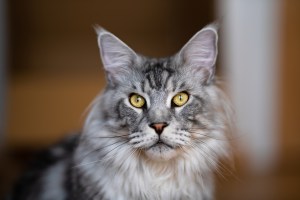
[149,122,169,135]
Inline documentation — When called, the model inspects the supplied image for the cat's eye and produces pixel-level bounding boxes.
[129,93,146,108]
[172,92,189,107]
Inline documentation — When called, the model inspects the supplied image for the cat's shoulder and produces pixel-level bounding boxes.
[7,133,80,200]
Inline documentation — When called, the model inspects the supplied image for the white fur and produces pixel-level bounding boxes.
[75,93,231,199]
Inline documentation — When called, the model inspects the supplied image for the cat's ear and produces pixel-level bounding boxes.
[95,26,137,84]
[178,24,218,84]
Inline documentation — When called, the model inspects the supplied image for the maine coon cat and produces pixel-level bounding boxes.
[9,23,232,200]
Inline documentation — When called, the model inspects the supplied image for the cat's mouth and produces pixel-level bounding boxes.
[144,139,178,161]
[150,139,174,149]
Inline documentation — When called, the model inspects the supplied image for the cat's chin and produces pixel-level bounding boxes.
[145,144,178,161]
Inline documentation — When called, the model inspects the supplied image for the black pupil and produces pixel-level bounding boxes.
[136,97,141,102]
[179,95,183,101]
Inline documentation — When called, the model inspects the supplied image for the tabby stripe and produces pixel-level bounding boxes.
[163,73,171,89]
[172,79,178,92]
[152,70,162,89]
[178,82,186,90]
[146,74,155,89]
[115,100,123,119]
[193,94,205,105]
[141,80,145,93]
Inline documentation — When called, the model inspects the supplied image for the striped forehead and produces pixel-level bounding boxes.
[139,60,176,92]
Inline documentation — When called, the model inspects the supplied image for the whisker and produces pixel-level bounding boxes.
[192,140,242,183]
[189,128,241,141]
[183,142,206,188]
[84,134,130,139]
[187,140,229,181]
[117,148,138,172]
[99,141,129,160]
[190,131,228,141]
[72,159,105,168]
[73,141,128,168]
[78,140,126,161]
[178,145,189,157]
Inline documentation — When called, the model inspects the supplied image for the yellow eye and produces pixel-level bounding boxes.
[172,92,189,107]
[129,93,146,108]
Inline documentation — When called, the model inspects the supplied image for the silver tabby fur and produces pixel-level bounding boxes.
[9,23,233,200]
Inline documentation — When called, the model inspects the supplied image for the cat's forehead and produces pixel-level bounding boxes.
[141,57,174,71]
[134,57,180,92]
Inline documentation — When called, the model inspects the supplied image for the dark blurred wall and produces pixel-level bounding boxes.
[7,0,215,148]
[0,0,8,147]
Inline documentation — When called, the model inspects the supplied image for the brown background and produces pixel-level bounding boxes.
[1,0,300,199]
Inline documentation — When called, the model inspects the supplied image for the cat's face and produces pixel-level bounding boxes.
[96,25,220,161]
[112,60,210,161]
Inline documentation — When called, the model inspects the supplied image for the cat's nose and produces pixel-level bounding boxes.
[149,122,169,135]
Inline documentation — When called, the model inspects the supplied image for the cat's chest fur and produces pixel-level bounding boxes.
[77,157,213,200]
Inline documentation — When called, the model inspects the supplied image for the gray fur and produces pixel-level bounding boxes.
[10,23,233,200]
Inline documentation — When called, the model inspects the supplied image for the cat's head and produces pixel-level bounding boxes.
[92,25,228,162]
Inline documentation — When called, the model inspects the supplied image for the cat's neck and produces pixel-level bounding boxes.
[74,149,214,200]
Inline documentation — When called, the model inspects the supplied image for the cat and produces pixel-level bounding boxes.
[9,23,233,200]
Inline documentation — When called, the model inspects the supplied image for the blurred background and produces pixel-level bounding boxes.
[0,0,299,199]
